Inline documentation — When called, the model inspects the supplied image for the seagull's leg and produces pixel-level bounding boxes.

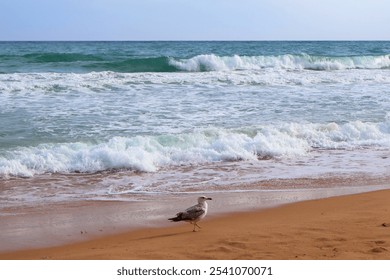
[193,223,196,232]
[195,223,201,229]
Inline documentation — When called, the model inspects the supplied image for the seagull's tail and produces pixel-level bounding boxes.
[168,212,183,222]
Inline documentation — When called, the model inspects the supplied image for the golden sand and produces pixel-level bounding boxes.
[1,189,390,260]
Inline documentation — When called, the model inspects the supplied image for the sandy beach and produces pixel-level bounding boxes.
[2,41,390,262]
[1,188,390,260]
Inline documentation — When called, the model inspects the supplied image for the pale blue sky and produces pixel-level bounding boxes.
[1,0,389,40]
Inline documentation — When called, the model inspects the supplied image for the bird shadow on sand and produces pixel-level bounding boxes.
[134,230,199,241]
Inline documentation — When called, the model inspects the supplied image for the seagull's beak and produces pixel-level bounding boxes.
[207,197,212,200]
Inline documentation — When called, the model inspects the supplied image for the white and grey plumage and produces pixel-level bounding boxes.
[168,196,212,232]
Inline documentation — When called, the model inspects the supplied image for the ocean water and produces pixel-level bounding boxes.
[1,41,390,209]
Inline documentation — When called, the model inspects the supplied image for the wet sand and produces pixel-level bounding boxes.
[1,188,390,260]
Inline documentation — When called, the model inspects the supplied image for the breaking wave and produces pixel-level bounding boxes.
[169,53,390,72]
[1,121,389,178]
[2,52,390,73]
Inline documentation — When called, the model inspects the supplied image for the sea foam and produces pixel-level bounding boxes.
[1,121,389,178]
[1,66,390,95]
[169,54,390,71]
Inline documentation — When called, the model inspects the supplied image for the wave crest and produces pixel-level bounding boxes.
[4,52,389,73]
[169,54,390,72]
[1,121,389,178]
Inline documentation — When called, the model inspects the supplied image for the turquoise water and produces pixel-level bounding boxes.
[0,41,390,206]
[1,41,390,73]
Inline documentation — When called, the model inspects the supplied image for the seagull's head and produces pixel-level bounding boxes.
[198,196,212,203]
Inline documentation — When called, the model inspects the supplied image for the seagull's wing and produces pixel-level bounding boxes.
[181,204,205,221]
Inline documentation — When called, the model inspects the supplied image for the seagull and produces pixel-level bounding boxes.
[168,196,212,232]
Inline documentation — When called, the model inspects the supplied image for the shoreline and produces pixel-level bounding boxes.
[1,186,390,259]
[1,177,389,253]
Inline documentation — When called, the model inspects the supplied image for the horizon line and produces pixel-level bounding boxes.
[1,39,390,42]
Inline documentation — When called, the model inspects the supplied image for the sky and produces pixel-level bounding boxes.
[1,0,390,41]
